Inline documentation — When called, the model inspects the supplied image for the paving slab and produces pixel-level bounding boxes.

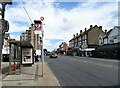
[2,62,61,87]
[36,62,61,86]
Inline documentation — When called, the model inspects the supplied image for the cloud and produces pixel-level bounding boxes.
[10,33,20,40]
[4,0,118,51]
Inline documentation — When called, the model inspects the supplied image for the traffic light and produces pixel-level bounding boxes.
[3,20,9,32]
[0,19,9,34]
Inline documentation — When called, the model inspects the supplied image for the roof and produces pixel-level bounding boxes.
[69,38,75,42]
[78,25,102,37]
[9,39,20,45]
[104,29,112,38]
[9,40,33,48]
[21,41,33,48]
[69,25,103,42]
[114,26,120,29]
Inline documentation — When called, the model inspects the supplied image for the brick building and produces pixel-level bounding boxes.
[58,42,68,55]
[69,25,105,56]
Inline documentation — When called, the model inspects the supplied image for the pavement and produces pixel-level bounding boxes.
[1,61,61,87]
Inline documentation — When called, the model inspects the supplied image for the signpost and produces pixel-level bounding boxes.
[34,17,44,77]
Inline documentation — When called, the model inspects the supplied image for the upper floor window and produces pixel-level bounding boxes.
[4,40,8,45]
[85,34,87,39]
[79,37,82,41]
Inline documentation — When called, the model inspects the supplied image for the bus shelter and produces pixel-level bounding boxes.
[21,41,34,66]
[9,40,21,75]
[9,40,34,75]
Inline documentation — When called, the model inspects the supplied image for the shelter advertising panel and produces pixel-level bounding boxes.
[22,48,33,64]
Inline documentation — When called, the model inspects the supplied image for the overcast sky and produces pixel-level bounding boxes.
[2,0,119,51]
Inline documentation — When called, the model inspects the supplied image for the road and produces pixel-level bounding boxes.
[45,55,119,86]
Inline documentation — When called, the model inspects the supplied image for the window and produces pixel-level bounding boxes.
[85,34,87,39]
[114,36,117,39]
[110,40,114,43]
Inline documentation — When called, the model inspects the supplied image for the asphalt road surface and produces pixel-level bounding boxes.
[45,55,119,87]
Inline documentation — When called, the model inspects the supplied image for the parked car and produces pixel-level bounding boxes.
[46,52,51,56]
[49,52,58,58]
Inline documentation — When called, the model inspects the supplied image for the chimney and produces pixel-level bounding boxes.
[99,26,102,29]
[76,33,78,36]
[94,25,98,27]
[73,34,75,38]
[29,27,31,29]
[105,29,107,33]
[80,30,82,34]
[90,25,92,28]
[85,28,87,31]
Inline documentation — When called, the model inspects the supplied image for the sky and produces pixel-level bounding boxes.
[1,0,119,51]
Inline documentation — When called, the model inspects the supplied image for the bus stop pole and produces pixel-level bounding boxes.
[41,31,44,77]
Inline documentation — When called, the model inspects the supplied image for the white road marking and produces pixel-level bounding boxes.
[83,61,88,62]
[71,56,118,69]
[107,65,113,67]
[81,60,118,69]
[88,57,119,62]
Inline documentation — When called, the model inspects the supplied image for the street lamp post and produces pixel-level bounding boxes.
[41,30,44,77]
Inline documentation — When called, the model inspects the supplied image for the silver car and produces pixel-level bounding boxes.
[49,52,58,58]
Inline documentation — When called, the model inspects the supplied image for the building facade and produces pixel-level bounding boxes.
[99,26,120,45]
[20,25,42,55]
[58,42,68,55]
[69,25,105,57]
[94,26,120,59]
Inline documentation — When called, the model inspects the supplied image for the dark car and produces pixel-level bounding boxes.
[49,52,58,58]
[46,52,51,56]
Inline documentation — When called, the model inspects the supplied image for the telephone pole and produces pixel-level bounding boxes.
[0,0,12,74]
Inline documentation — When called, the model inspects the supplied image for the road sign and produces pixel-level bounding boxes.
[34,29,42,35]
[34,24,42,29]
[40,16,44,21]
